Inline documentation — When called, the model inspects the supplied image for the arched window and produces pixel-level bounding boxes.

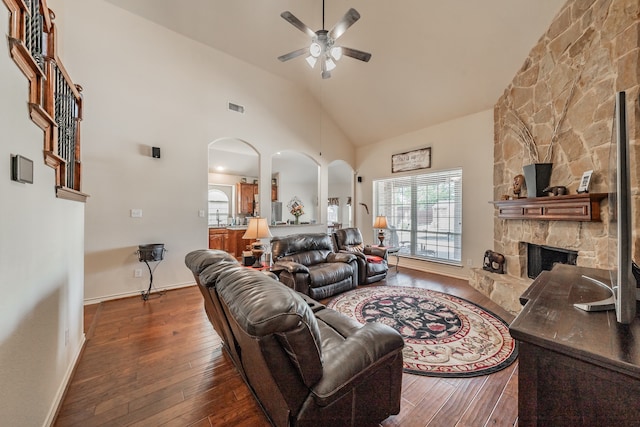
[208,189,229,226]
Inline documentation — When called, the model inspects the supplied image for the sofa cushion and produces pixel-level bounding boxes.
[184,249,238,276]
[309,263,354,288]
[272,233,335,265]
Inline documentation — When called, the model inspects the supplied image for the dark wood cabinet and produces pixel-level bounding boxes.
[271,184,278,202]
[227,228,254,258]
[208,228,228,251]
[492,193,607,221]
[208,228,255,259]
[510,264,640,426]
[237,182,258,215]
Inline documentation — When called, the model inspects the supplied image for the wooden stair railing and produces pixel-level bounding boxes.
[3,0,88,202]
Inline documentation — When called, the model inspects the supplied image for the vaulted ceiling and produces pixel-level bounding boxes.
[104,0,565,147]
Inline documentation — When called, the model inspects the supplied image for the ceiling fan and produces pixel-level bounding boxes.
[277,1,372,79]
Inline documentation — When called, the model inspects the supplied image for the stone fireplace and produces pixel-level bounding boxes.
[469,0,639,315]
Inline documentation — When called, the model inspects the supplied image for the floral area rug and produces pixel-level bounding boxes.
[326,286,518,377]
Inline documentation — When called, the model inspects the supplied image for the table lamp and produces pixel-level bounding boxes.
[373,216,388,247]
[243,217,273,267]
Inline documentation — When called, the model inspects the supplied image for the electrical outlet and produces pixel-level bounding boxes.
[130,209,142,218]
[134,268,143,278]
[467,258,473,266]
[198,209,205,218]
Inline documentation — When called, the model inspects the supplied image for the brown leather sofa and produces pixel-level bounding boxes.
[271,233,358,300]
[333,228,389,285]
[185,249,404,427]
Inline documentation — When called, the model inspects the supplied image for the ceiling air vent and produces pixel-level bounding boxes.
[228,102,245,114]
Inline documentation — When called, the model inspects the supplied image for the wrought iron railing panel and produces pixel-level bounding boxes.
[53,62,79,190]
[24,0,45,72]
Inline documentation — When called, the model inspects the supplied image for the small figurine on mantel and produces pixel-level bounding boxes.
[543,185,568,196]
[513,174,525,199]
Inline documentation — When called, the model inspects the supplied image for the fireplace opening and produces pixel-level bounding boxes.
[527,244,577,279]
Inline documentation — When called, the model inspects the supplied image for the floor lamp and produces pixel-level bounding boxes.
[243,217,273,268]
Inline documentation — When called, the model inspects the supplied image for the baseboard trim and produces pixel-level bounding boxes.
[399,258,469,281]
[83,281,196,305]
[44,333,86,426]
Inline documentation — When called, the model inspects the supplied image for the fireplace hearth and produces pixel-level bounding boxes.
[527,243,577,279]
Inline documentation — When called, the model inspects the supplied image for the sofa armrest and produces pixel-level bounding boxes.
[327,252,357,264]
[311,322,404,406]
[273,260,310,274]
[364,246,388,259]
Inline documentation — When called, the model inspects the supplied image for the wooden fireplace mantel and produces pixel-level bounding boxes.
[491,193,607,221]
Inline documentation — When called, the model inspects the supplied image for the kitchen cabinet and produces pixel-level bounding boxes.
[208,228,228,251]
[209,227,255,258]
[271,185,278,202]
[237,182,258,215]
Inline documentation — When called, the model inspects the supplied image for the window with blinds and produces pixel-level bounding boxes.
[374,168,462,265]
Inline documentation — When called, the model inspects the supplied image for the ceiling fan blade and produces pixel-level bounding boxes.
[342,47,372,62]
[329,8,360,40]
[280,11,316,38]
[277,47,308,62]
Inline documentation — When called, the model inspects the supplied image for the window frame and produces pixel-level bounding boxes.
[373,168,463,265]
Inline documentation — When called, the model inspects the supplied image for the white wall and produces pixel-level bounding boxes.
[355,110,494,279]
[0,6,85,426]
[50,0,354,302]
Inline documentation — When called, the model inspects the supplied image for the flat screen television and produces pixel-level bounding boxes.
[574,91,637,324]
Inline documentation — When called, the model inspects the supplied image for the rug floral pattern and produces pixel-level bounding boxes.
[327,286,517,377]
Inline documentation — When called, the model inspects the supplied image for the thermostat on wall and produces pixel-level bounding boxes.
[11,154,33,184]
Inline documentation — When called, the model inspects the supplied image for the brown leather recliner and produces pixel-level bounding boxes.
[333,227,389,285]
[271,233,358,300]
[185,249,404,427]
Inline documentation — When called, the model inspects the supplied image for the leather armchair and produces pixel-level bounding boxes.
[333,227,389,285]
[271,233,358,300]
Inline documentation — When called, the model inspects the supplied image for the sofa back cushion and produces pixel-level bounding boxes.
[334,228,365,252]
[185,249,239,277]
[271,233,334,266]
[216,267,324,387]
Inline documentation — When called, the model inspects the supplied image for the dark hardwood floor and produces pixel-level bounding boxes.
[54,268,518,427]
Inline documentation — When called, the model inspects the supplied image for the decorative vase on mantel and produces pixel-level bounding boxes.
[523,163,553,197]
[294,216,299,225]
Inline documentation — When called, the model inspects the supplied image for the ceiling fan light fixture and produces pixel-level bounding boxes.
[309,42,322,58]
[325,57,336,72]
[305,55,318,68]
[330,46,342,61]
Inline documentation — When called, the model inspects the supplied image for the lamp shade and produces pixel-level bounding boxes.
[242,217,273,240]
[373,216,388,229]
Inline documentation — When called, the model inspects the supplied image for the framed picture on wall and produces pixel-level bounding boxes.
[577,170,593,193]
[391,147,431,173]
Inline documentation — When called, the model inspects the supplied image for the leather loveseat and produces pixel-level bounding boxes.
[185,249,405,427]
[271,233,358,300]
[333,227,389,285]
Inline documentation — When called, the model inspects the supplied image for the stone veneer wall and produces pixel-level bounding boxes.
[469,0,639,315]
